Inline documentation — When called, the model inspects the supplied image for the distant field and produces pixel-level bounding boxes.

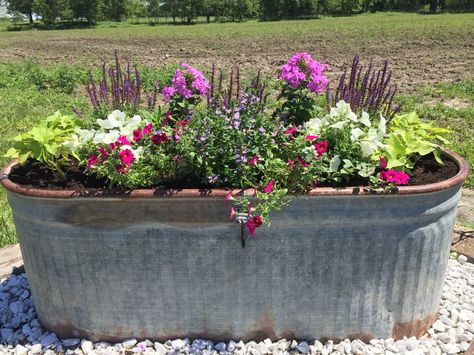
[0,13,473,91]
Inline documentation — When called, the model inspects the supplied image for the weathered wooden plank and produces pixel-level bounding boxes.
[0,243,23,279]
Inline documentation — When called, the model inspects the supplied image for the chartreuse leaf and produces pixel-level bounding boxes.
[3,111,79,180]
[383,111,451,170]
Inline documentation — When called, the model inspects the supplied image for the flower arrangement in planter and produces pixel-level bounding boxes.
[0,52,469,342]
[3,51,461,244]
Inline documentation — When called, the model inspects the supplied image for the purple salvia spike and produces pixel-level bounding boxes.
[134,65,141,108]
[228,68,234,104]
[236,67,240,101]
[218,69,223,96]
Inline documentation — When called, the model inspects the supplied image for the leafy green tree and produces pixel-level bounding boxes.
[260,0,281,20]
[101,0,128,21]
[69,0,100,24]
[146,0,159,22]
[6,0,34,23]
[33,0,70,24]
[128,0,146,22]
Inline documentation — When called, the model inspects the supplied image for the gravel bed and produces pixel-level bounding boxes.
[1,256,473,355]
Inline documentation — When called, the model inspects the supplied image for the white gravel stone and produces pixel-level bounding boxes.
[29,344,42,354]
[458,309,474,322]
[81,339,94,353]
[154,342,167,355]
[14,345,27,355]
[458,254,468,264]
[432,319,446,332]
[122,338,138,349]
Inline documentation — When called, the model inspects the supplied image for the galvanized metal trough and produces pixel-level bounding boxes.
[0,150,469,343]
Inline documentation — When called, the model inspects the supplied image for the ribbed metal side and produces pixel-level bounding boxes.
[6,185,461,342]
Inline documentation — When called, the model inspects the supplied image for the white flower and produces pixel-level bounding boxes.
[97,110,126,129]
[330,120,348,130]
[103,130,120,145]
[306,118,322,133]
[378,114,387,139]
[360,111,371,127]
[329,156,341,172]
[62,135,80,151]
[303,146,316,161]
[133,146,144,160]
[126,115,142,130]
[360,141,377,157]
[93,133,106,144]
[350,128,364,141]
[76,129,94,143]
[120,127,133,140]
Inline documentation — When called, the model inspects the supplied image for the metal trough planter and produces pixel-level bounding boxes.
[0,150,469,343]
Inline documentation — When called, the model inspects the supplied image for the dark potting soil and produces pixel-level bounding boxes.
[7,153,459,191]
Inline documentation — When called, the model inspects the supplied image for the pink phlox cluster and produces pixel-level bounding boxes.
[163,64,210,102]
[281,52,330,94]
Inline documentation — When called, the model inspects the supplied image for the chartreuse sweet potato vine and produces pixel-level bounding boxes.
[5,53,451,244]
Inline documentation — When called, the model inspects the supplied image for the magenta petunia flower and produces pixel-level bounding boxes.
[380,170,389,181]
[315,141,329,156]
[264,180,275,193]
[296,156,309,167]
[386,170,399,183]
[305,135,318,141]
[284,126,297,135]
[379,156,388,168]
[87,155,98,169]
[396,171,410,185]
[116,164,129,174]
[143,123,153,135]
[288,159,295,170]
[248,155,259,167]
[119,149,134,165]
[253,215,263,227]
[246,218,256,237]
[151,131,169,145]
[133,129,143,142]
[117,136,130,146]
[97,147,108,162]
[229,207,235,220]
[225,191,234,201]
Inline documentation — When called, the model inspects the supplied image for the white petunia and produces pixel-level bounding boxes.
[306,118,322,133]
[133,146,144,160]
[126,115,142,130]
[103,130,120,145]
[330,120,348,130]
[62,135,80,151]
[76,129,94,142]
[329,156,341,172]
[360,141,377,157]
[360,112,371,126]
[350,128,365,141]
[378,114,387,139]
[97,110,126,129]
[93,133,106,144]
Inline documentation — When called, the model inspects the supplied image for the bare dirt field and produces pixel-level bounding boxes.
[1,13,473,91]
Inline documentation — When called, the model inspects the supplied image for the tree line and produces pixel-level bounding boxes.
[5,0,473,26]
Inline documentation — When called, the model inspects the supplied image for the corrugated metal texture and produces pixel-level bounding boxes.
[6,185,462,342]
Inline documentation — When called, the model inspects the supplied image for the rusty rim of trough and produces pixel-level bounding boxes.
[0,148,469,199]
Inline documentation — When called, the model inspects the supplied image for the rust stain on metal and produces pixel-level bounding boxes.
[392,313,438,340]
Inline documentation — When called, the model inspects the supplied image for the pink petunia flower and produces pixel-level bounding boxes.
[119,149,134,165]
[117,136,130,146]
[380,170,389,181]
[284,126,297,135]
[143,123,153,135]
[386,170,399,183]
[253,215,263,227]
[133,129,143,142]
[395,171,410,185]
[97,147,108,162]
[305,135,318,141]
[225,191,234,201]
[315,141,329,156]
[87,155,98,169]
[288,159,295,170]
[116,164,129,174]
[264,180,275,193]
[229,207,235,220]
[379,156,388,168]
[151,131,169,145]
[248,155,259,167]
[246,218,256,237]
[296,156,309,167]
